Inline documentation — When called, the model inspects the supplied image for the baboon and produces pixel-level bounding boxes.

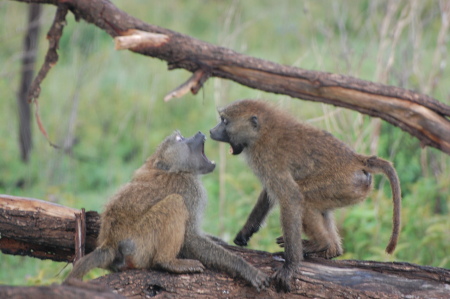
[210,99,401,292]
[64,131,269,291]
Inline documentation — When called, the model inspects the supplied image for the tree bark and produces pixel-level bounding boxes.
[0,282,125,299]
[1,195,450,298]
[10,0,450,155]
[94,248,450,299]
[0,194,99,262]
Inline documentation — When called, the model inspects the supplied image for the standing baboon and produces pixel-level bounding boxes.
[64,131,269,291]
[210,99,401,292]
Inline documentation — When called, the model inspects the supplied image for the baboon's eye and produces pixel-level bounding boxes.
[222,117,228,125]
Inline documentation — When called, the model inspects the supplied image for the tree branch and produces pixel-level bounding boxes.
[0,194,99,262]
[11,0,450,154]
[27,3,69,148]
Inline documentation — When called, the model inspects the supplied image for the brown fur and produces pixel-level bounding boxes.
[210,99,401,292]
[64,131,269,291]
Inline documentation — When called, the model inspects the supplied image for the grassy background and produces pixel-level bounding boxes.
[0,0,449,285]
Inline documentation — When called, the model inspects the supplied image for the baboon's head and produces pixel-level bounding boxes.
[154,131,216,174]
[210,100,265,155]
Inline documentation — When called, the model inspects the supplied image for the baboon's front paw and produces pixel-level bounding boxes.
[272,264,295,293]
[250,270,270,292]
[234,232,249,246]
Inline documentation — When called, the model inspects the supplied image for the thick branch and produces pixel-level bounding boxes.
[0,194,99,262]
[12,0,450,154]
[94,249,450,298]
[1,195,450,298]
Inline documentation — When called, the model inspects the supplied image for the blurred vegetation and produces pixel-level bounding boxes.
[0,0,449,286]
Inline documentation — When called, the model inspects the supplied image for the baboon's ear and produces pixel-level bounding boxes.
[250,115,258,129]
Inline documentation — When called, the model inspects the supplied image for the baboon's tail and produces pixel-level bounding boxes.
[64,246,115,283]
[364,156,401,254]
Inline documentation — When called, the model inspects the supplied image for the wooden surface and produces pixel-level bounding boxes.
[93,246,450,298]
[0,194,99,261]
[1,195,449,298]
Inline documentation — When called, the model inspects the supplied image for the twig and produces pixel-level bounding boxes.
[28,4,68,148]
[33,99,59,148]
[163,69,210,102]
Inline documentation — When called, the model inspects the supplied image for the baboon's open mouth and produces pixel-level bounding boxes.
[200,136,215,166]
[229,143,245,155]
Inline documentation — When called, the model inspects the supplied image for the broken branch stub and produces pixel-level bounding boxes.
[114,29,169,50]
[163,69,209,102]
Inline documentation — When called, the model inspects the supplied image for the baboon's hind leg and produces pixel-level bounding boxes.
[151,194,205,273]
[277,209,342,259]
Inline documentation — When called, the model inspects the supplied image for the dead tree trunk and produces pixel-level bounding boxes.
[17,4,41,162]
[1,195,449,298]
[10,0,450,155]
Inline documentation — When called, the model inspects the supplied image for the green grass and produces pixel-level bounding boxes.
[0,0,449,285]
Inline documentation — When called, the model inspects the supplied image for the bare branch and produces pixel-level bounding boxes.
[28,4,68,103]
[11,0,450,155]
[27,4,69,148]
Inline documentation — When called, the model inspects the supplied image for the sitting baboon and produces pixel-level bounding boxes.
[210,99,401,292]
[64,131,269,291]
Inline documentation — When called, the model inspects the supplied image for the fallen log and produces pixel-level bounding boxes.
[0,194,99,262]
[94,247,450,299]
[1,195,449,298]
